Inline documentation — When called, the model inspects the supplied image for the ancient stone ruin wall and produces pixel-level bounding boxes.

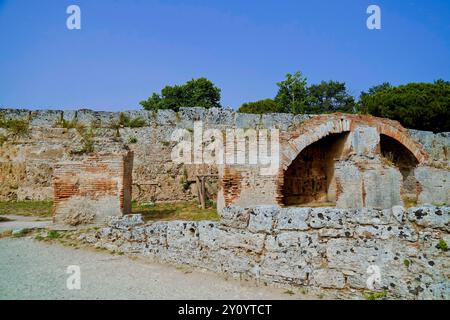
[84,204,450,300]
[218,114,449,211]
[52,151,133,225]
[0,108,449,207]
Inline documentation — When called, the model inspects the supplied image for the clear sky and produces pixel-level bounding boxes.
[0,0,449,111]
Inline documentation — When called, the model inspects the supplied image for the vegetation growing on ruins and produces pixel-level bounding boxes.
[118,112,146,128]
[0,116,30,136]
[436,239,448,251]
[140,77,222,111]
[128,137,138,144]
[364,290,388,300]
[56,118,79,130]
[0,201,53,217]
[132,201,219,222]
[76,127,95,154]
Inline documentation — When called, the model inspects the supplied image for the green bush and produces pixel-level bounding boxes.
[436,239,448,251]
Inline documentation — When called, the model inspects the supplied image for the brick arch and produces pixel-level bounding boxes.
[279,114,428,171]
[377,124,427,164]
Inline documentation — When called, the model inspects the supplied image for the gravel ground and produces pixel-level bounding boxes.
[0,237,309,300]
[0,215,52,233]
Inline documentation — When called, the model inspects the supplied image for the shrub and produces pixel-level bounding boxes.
[436,239,448,251]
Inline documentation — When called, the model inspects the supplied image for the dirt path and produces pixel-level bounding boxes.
[0,237,310,300]
[0,215,52,232]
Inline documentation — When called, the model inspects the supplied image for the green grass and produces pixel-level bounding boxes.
[12,228,31,238]
[364,290,388,300]
[132,201,219,222]
[0,201,53,217]
[47,230,60,239]
[128,137,138,144]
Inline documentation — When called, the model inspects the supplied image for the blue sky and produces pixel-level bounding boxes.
[0,0,449,111]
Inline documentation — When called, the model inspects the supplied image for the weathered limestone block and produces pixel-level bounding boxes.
[391,205,406,223]
[260,250,311,283]
[265,232,324,265]
[166,221,200,250]
[318,228,353,238]
[79,203,449,299]
[62,110,77,122]
[326,238,401,273]
[220,205,250,229]
[30,110,63,127]
[177,107,206,129]
[76,109,98,126]
[309,208,345,229]
[123,110,153,126]
[354,225,418,242]
[408,206,450,231]
[205,108,235,127]
[156,109,178,125]
[109,214,144,230]
[310,269,346,289]
[145,221,168,246]
[214,248,260,274]
[345,208,393,225]
[0,108,30,121]
[248,205,278,233]
[261,113,294,130]
[262,233,323,282]
[198,221,220,248]
[409,129,450,162]
[362,167,403,209]
[217,227,266,253]
[235,113,261,129]
[275,207,310,231]
[349,126,379,157]
[335,162,363,208]
[415,167,450,205]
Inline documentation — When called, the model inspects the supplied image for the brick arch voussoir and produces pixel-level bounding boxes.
[280,117,353,170]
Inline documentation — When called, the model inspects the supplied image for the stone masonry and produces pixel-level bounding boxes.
[52,151,133,225]
[0,108,449,208]
[83,204,450,300]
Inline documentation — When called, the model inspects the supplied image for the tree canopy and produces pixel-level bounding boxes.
[274,71,309,114]
[140,77,221,111]
[360,80,450,132]
[239,72,356,115]
[139,72,449,132]
[237,99,284,114]
[307,81,356,113]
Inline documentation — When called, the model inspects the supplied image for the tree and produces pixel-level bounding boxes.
[140,77,221,111]
[360,80,450,132]
[275,71,309,114]
[307,81,356,113]
[238,99,283,114]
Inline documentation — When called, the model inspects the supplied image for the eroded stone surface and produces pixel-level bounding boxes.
[81,205,450,300]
